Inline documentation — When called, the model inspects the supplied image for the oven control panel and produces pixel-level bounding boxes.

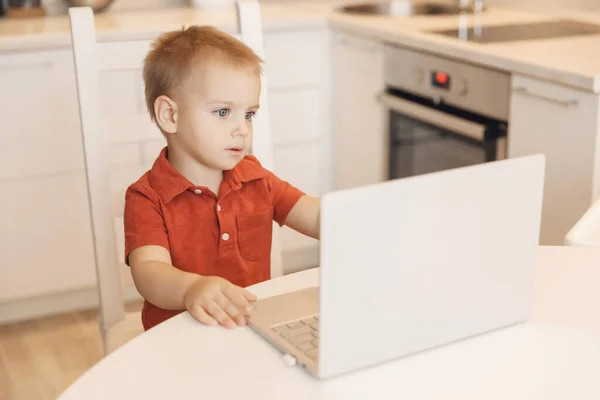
[383,44,510,121]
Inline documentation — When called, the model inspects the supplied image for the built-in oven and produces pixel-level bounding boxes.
[380,44,511,180]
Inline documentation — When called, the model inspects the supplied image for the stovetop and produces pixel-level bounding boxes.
[429,20,600,44]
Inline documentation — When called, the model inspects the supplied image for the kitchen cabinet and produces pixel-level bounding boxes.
[508,74,600,245]
[0,50,98,310]
[331,31,387,191]
[0,172,96,302]
[265,28,330,272]
[0,50,84,179]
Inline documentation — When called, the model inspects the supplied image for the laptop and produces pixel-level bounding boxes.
[248,154,545,379]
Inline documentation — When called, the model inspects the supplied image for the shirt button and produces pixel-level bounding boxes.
[222,233,230,241]
[217,204,222,212]
[193,189,202,195]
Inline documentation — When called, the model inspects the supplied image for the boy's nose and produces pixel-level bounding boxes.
[233,120,250,137]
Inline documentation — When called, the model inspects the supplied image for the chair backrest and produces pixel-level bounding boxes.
[68,0,282,353]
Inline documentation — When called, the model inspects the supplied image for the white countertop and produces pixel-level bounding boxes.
[2,0,600,92]
[329,4,600,93]
[0,0,331,51]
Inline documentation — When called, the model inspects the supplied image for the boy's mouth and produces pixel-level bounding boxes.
[226,147,243,153]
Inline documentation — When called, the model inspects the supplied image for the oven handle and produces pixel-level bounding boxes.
[377,92,486,142]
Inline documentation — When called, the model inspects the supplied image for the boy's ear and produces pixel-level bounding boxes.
[154,95,178,134]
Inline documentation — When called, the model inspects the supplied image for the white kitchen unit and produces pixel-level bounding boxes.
[265,28,330,273]
[331,30,387,191]
[508,74,600,245]
[0,24,330,323]
[0,49,99,323]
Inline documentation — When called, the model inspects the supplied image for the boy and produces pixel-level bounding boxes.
[124,26,320,331]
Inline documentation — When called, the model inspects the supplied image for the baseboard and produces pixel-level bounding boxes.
[0,285,142,326]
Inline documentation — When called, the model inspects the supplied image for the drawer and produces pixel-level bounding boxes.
[0,172,96,302]
[268,88,322,145]
[333,31,383,79]
[0,50,84,179]
[264,29,327,88]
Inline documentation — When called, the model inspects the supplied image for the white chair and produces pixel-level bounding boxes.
[565,199,600,246]
[68,0,283,355]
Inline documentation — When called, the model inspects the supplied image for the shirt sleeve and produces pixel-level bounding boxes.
[123,185,170,265]
[265,170,306,226]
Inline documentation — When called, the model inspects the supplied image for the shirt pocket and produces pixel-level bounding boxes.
[236,207,273,261]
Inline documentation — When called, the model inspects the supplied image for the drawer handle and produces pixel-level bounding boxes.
[513,86,579,108]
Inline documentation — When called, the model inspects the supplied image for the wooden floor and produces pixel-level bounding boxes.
[0,302,142,400]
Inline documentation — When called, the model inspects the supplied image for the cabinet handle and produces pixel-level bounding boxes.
[513,86,579,108]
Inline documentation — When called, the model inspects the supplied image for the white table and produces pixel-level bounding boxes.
[59,246,600,400]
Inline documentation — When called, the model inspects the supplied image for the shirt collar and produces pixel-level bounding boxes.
[223,154,268,191]
[149,147,268,203]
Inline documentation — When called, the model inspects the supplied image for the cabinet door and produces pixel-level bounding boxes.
[268,88,322,146]
[0,50,83,179]
[264,29,327,89]
[508,75,600,245]
[0,172,96,302]
[0,50,98,303]
[274,144,321,255]
[331,32,387,191]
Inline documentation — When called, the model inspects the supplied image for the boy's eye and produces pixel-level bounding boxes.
[245,111,256,120]
[216,108,230,117]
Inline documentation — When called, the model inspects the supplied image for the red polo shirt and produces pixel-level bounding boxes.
[124,147,305,330]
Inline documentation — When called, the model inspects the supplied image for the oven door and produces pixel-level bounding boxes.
[378,92,507,179]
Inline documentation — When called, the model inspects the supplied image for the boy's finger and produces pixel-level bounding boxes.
[223,285,254,313]
[243,288,257,303]
[204,300,236,329]
[224,303,246,326]
[189,305,218,327]
[214,292,247,324]
[215,292,248,317]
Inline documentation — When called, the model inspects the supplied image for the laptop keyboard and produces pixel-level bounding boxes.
[271,315,320,362]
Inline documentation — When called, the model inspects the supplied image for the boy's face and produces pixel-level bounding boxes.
[168,63,261,172]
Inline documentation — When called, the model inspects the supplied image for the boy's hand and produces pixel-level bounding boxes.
[183,276,257,329]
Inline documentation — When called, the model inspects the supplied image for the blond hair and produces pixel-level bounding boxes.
[143,25,263,124]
